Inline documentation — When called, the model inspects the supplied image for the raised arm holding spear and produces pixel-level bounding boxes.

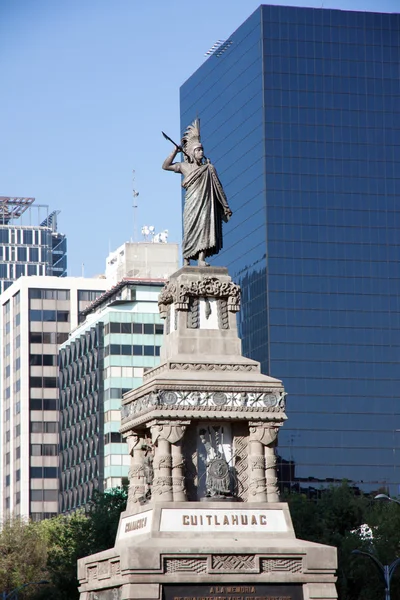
[162,119,232,267]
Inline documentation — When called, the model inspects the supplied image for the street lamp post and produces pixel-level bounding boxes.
[375,494,400,507]
[1,580,49,600]
[352,550,400,600]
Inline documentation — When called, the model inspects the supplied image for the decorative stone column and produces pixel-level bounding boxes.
[149,420,189,502]
[248,422,280,503]
[265,443,279,503]
[169,422,189,501]
[126,432,146,509]
[248,423,268,502]
[150,422,173,501]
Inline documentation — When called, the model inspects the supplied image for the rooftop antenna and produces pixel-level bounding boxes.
[132,170,139,242]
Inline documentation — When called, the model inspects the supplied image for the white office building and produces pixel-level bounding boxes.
[0,276,108,520]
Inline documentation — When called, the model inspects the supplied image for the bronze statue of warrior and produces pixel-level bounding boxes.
[162,119,232,267]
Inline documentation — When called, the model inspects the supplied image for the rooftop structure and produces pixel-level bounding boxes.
[0,196,67,293]
[105,240,179,284]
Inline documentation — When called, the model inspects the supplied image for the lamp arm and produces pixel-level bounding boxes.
[353,550,387,587]
[389,557,400,583]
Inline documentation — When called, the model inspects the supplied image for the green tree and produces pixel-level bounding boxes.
[85,486,127,553]
[0,517,48,598]
[37,511,91,600]
[285,483,400,600]
[34,486,127,600]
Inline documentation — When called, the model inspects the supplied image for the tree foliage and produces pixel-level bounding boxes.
[0,517,48,597]
[285,482,400,600]
[0,487,127,600]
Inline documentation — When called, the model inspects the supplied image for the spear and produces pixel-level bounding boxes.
[161,131,191,160]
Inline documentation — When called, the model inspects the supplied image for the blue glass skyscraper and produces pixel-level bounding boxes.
[181,6,400,495]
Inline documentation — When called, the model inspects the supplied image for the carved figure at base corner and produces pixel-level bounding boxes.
[162,119,232,267]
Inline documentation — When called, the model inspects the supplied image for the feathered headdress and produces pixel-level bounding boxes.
[182,118,202,162]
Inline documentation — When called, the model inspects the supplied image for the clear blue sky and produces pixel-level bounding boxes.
[1,0,398,277]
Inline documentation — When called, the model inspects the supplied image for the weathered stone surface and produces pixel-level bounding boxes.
[78,502,337,599]
[78,266,337,600]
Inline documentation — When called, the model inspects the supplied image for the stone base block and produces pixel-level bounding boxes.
[78,502,337,600]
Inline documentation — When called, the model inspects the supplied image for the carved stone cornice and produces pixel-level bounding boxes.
[158,276,241,317]
[121,410,286,433]
[121,389,286,424]
[143,361,259,381]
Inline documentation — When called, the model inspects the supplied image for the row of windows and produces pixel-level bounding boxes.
[0,228,49,245]
[29,288,70,300]
[265,91,400,114]
[30,354,57,366]
[30,377,58,388]
[30,332,69,345]
[264,175,400,196]
[267,291,400,312]
[276,448,400,467]
[29,310,69,323]
[279,430,400,448]
[262,2,397,24]
[104,432,124,444]
[4,429,19,443]
[31,421,58,433]
[4,451,18,464]
[60,329,99,365]
[5,471,19,486]
[104,322,163,335]
[265,158,400,179]
[30,467,58,478]
[0,263,43,279]
[104,388,132,400]
[31,512,57,521]
[104,344,160,357]
[262,15,399,38]
[265,117,400,142]
[31,444,58,456]
[30,398,58,411]
[0,246,44,264]
[78,290,103,302]
[31,490,58,502]
[263,55,400,79]
[262,39,400,62]
[267,221,400,243]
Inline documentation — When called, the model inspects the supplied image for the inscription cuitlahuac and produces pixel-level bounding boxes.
[182,514,268,526]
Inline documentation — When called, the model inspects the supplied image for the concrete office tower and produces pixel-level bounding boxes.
[0,197,67,294]
[181,6,400,496]
[105,241,179,284]
[0,276,108,521]
[58,279,166,514]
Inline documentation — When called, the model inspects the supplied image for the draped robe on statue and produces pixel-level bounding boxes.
[181,162,230,260]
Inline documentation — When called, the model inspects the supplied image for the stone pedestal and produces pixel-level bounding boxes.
[77,267,337,600]
[78,501,337,600]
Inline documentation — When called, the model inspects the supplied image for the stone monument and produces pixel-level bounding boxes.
[77,122,337,600]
